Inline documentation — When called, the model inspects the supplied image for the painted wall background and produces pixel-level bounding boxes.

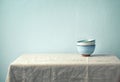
[0,0,120,81]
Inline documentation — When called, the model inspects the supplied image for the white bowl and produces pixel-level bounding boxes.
[77,42,95,46]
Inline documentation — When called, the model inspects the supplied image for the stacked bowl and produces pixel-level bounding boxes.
[77,39,95,57]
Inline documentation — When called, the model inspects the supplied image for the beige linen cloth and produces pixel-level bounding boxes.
[6,54,120,82]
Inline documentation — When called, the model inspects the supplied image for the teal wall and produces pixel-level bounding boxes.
[0,0,120,81]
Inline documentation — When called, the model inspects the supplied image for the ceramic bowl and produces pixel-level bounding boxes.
[77,39,95,43]
[77,39,96,56]
[77,39,95,46]
[77,42,95,46]
[77,45,95,56]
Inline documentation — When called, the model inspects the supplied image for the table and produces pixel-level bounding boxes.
[6,54,120,82]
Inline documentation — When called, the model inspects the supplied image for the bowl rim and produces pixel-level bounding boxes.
[77,39,95,43]
[77,42,95,46]
[76,44,95,46]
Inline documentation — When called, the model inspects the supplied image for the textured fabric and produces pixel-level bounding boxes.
[6,54,120,82]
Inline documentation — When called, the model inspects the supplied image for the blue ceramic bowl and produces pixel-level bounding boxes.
[77,45,95,56]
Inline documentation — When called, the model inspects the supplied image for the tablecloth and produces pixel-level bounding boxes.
[6,54,120,82]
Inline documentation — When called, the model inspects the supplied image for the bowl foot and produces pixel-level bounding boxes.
[82,54,91,57]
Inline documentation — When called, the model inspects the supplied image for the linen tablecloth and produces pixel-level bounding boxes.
[6,54,120,82]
